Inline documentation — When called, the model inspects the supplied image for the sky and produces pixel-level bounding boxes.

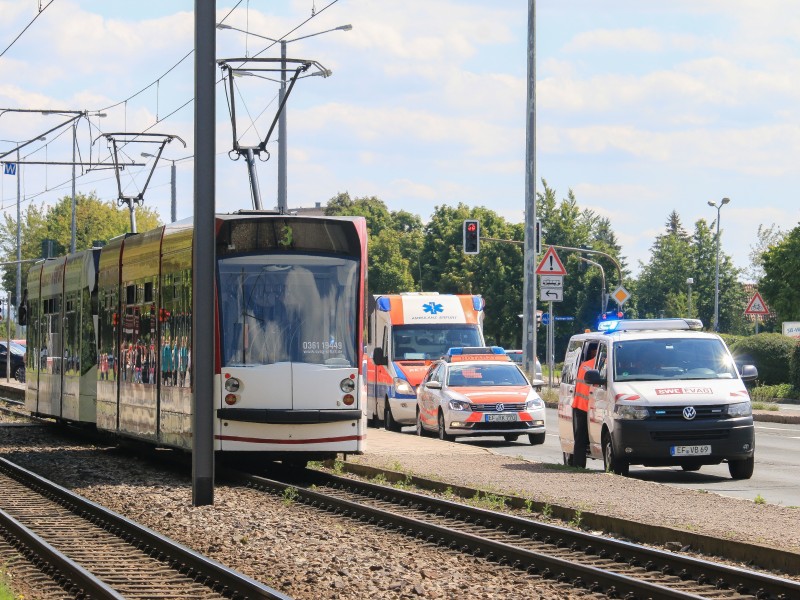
[1,0,799,281]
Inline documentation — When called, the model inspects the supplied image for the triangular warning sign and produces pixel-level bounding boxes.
[745,292,769,315]
[535,247,567,276]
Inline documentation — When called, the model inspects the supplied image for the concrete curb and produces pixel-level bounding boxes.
[338,460,800,576]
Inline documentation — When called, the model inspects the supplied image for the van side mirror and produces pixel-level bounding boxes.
[584,369,605,386]
[373,347,388,366]
[739,364,758,382]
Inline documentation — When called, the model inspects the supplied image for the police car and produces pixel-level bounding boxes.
[416,347,546,444]
[558,319,758,479]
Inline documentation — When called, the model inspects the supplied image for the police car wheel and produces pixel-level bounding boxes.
[528,432,546,446]
[415,409,425,436]
[728,456,754,480]
[438,412,454,442]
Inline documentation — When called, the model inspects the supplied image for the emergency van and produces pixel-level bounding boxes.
[558,318,758,479]
[367,293,485,431]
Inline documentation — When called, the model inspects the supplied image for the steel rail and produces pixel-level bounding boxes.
[0,457,290,600]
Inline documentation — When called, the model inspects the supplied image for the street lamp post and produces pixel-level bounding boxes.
[707,197,730,332]
[217,23,351,212]
[687,277,694,319]
[141,153,178,223]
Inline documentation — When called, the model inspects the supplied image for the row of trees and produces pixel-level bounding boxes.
[2,185,797,362]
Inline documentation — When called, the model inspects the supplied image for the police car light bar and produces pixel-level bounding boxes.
[600,318,704,333]
[445,346,508,362]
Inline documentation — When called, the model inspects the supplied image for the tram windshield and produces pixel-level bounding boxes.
[219,254,359,368]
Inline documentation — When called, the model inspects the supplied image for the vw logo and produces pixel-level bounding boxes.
[682,406,697,420]
[495,403,505,412]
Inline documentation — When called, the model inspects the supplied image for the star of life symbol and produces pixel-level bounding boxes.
[423,301,444,315]
[682,406,697,421]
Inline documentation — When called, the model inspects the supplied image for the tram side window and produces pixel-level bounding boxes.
[160,264,191,388]
[97,288,117,382]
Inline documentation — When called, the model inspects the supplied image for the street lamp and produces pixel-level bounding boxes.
[217,23,352,212]
[141,153,177,222]
[686,277,694,319]
[707,197,730,332]
[1,136,46,321]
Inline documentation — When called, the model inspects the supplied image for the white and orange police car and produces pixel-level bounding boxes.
[415,347,546,444]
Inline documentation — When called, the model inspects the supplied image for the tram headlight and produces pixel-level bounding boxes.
[225,377,241,392]
[340,378,356,393]
[224,394,238,405]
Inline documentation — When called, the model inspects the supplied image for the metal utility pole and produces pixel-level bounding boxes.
[15,148,20,315]
[193,0,216,506]
[278,40,287,213]
[522,0,538,381]
[170,160,177,222]
[71,121,76,253]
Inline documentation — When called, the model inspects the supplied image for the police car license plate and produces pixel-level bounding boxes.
[670,445,711,456]
[486,413,517,423]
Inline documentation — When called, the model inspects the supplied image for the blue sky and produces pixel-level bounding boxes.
[1,0,799,281]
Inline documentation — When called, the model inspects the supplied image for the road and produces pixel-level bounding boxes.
[432,407,800,507]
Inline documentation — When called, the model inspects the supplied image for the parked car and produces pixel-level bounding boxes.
[504,349,544,390]
[416,346,546,444]
[0,340,26,382]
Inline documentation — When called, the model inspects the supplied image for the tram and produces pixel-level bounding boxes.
[24,212,368,464]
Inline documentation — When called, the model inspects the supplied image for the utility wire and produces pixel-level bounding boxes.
[0,0,57,58]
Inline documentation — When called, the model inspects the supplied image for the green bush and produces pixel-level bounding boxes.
[750,383,799,402]
[720,333,744,353]
[790,341,800,390]
[731,333,796,385]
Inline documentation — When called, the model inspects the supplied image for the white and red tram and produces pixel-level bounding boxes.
[25,212,368,464]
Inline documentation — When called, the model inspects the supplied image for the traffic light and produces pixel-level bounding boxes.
[463,219,480,255]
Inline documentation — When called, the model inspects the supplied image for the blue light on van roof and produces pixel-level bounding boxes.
[377,296,391,312]
[472,295,485,311]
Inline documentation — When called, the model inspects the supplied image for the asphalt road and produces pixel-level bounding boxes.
[443,407,800,508]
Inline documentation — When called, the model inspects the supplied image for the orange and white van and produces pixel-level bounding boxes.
[366,293,485,431]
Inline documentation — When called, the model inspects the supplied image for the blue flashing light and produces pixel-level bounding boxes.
[598,320,621,333]
[472,295,485,311]
[377,296,391,312]
[446,346,505,357]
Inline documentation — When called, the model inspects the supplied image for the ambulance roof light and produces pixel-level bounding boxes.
[472,295,485,311]
[376,296,391,312]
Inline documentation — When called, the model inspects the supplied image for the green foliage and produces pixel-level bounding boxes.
[0,192,161,305]
[760,225,800,321]
[732,333,797,385]
[790,340,800,390]
[749,383,800,401]
[754,494,766,505]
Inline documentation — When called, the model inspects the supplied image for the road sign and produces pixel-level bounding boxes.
[539,275,563,288]
[3,163,16,176]
[611,285,630,306]
[745,292,769,315]
[540,312,550,325]
[554,316,574,321]
[535,247,567,276]
[540,287,563,302]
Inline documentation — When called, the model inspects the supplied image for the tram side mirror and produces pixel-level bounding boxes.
[373,347,388,366]
[584,369,605,386]
[739,364,758,382]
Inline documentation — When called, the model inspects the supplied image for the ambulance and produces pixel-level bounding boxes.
[367,293,485,431]
[558,318,758,479]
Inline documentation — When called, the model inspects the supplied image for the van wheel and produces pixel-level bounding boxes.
[384,402,402,432]
[602,433,629,476]
[728,456,754,480]
[528,432,546,446]
[438,412,454,442]
[503,434,519,442]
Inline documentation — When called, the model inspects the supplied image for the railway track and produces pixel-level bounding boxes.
[0,456,289,600]
[233,467,800,600]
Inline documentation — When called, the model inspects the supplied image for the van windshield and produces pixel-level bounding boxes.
[613,338,737,382]
[392,324,483,360]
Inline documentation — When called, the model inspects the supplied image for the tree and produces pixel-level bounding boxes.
[760,224,800,321]
[746,224,785,283]
[0,192,161,304]
[325,192,423,293]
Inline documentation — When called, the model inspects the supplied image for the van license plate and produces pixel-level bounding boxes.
[487,414,517,423]
[671,445,711,456]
